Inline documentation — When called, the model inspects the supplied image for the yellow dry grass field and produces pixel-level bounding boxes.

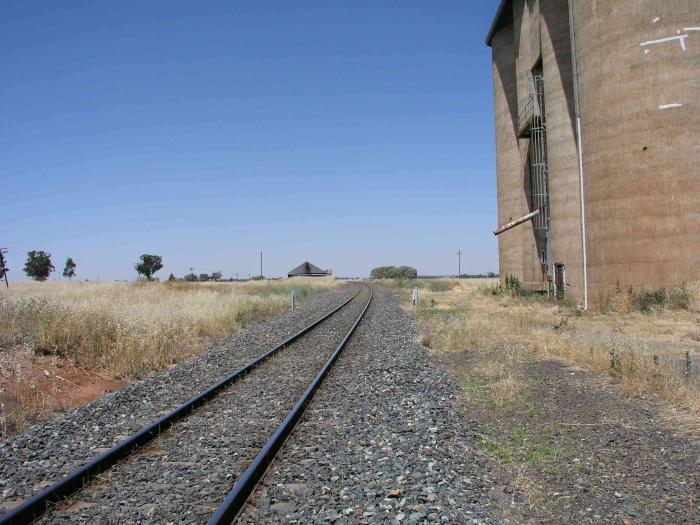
[391,278,700,427]
[0,277,338,435]
[1,277,339,377]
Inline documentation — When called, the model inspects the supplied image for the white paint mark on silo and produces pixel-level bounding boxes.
[652,17,660,23]
[644,49,650,54]
[658,103,683,110]
[640,34,688,50]
[683,27,700,31]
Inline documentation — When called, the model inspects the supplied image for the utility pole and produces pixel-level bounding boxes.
[0,248,9,289]
[260,251,263,278]
[235,273,239,281]
[456,250,462,278]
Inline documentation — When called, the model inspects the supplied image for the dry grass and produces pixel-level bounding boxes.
[406,278,700,424]
[0,277,339,436]
[0,277,338,378]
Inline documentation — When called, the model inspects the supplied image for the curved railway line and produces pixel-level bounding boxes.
[1,283,373,525]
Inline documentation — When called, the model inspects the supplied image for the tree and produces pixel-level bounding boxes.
[198,273,210,282]
[63,257,77,280]
[168,273,176,281]
[370,266,417,279]
[184,273,198,282]
[24,251,55,281]
[211,271,223,282]
[134,254,163,281]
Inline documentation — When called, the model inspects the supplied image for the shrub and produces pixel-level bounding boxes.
[608,283,694,313]
[370,266,417,279]
[669,285,694,310]
[633,288,668,313]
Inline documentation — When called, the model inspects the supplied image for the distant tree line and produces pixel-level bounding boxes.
[370,266,418,279]
[179,271,223,282]
[2,248,238,284]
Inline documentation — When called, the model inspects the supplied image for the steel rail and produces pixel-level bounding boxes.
[0,285,363,525]
[207,283,373,525]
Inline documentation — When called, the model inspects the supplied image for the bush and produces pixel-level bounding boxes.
[669,284,694,310]
[370,266,418,279]
[609,284,695,313]
[633,288,668,313]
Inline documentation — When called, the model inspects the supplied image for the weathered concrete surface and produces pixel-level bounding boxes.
[489,0,699,306]
[574,0,700,304]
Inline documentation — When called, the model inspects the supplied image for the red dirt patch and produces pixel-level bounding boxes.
[0,345,124,437]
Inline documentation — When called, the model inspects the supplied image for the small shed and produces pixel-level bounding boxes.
[288,261,329,277]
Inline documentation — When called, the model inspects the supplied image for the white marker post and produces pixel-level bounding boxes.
[412,286,419,308]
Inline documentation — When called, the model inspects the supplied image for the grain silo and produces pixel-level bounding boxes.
[487,0,699,307]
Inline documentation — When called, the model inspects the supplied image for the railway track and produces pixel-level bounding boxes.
[1,283,372,525]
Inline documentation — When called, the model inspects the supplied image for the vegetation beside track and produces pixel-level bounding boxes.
[386,277,699,520]
[386,277,700,424]
[0,277,339,436]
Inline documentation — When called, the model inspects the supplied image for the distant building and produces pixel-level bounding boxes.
[288,261,330,278]
[487,0,698,307]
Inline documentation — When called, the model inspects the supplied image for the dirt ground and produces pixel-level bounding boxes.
[438,349,699,524]
[386,278,700,523]
[0,345,124,437]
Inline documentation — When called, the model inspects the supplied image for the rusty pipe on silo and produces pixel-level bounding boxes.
[493,209,540,236]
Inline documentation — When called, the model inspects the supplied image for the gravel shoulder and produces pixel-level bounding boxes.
[440,351,700,524]
[0,285,357,514]
[238,285,503,524]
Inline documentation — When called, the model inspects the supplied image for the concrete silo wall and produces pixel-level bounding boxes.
[490,0,699,306]
[491,0,584,302]
[573,0,700,304]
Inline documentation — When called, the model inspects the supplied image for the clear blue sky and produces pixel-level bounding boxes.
[2,1,499,280]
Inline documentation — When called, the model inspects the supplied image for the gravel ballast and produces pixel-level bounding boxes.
[0,285,357,515]
[2,284,504,524]
[238,285,502,524]
[35,285,372,524]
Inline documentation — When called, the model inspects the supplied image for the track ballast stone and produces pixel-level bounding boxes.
[0,285,357,514]
[35,285,371,524]
[238,285,502,524]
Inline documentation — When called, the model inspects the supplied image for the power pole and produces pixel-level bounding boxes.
[260,251,263,278]
[0,248,8,288]
[456,250,462,278]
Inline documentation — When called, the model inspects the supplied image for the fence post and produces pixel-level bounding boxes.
[291,289,296,311]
